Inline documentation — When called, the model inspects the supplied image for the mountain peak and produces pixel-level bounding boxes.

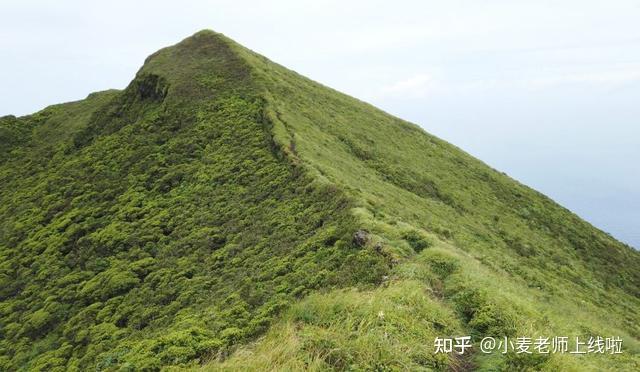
[132,29,253,104]
[2,31,639,371]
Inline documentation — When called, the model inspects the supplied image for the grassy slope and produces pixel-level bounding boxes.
[204,34,640,370]
[0,32,387,371]
[1,30,638,371]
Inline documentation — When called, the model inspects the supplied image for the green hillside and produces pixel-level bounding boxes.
[1,30,639,371]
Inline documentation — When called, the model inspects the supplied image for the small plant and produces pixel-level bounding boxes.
[402,230,432,253]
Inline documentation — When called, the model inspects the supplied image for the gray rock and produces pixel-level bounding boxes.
[353,229,369,247]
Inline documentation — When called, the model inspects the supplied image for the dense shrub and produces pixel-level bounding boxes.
[402,229,432,253]
[0,31,388,370]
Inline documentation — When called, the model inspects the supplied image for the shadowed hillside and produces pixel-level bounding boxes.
[1,31,638,371]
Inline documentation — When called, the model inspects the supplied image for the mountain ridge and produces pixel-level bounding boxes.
[1,30,638,371]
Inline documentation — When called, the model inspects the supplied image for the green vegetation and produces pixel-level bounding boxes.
[1,30,639,370]
[0,32,386,370]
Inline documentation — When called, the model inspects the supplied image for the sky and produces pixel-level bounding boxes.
[1,0,638,248]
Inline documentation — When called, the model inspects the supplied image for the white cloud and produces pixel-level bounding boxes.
[369,66,640,102]
[374,74,435,99]
[523,69,640,89]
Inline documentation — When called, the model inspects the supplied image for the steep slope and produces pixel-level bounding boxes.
[0,32,387,371]
[1,31,639,371]
[217,33,640,370]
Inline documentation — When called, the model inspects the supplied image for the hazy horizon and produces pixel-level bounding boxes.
[1,0,638,248]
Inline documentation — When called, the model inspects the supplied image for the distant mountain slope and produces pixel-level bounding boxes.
[1,31,638,371]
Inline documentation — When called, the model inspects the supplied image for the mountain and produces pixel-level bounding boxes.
[0,30,638,371]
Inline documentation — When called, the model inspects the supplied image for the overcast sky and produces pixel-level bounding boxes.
[1,1,638,248]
